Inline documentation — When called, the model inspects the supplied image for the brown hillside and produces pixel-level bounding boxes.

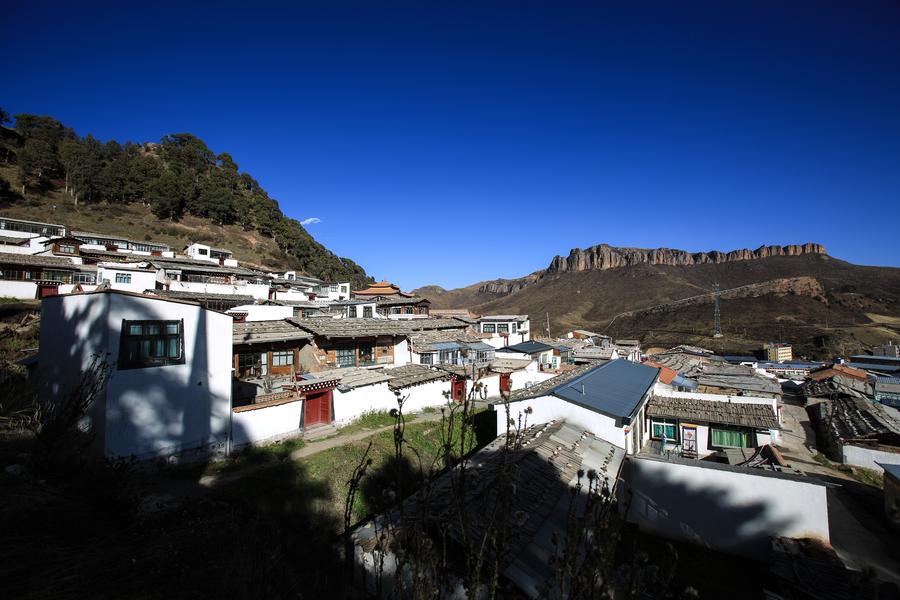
[417,254,900,358]
[1,169,323,275]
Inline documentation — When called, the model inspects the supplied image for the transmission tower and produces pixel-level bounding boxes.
[713,282,723,338]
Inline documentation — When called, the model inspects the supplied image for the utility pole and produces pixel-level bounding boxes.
[713,282,723,339]
[546,312,551,340]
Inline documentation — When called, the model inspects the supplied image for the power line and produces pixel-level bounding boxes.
[713,282,723,338]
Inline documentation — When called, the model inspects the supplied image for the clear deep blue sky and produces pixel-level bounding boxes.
[4,1,900,289]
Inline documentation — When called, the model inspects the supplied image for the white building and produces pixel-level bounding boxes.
[0,252,97,299]
[476,315,530,349]
[495,359,660,455]
[35,290,234,462]
[97,262,158,294]
[184,243,238,266]
[226,304,293,322]
[644,391,781,459]
[0,231,48,255]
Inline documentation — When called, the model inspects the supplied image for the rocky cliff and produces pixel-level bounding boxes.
[547,243,827,273]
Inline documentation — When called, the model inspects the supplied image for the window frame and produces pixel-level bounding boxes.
[497,323,509,333]
[650,418,679,442]
[710,425,754,449]
[115,272,132,284]
[118,319,185,370]
[271,350,294,367]
[336,346,356,368]
[363,306,373,318]
[348,305,358,318]
[482,323,496,334]
[420,353,434,365]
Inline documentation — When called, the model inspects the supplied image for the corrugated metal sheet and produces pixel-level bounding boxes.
[552,359,660,420]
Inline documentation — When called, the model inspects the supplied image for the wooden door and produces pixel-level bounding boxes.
[37,284,59,299]
[499,373,511,393]
[451,378,466,403]
[305,390,332,427]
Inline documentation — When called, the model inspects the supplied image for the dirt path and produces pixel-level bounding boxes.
[137,410,449,507]
[288,410,444,459]
[777,388,900,585]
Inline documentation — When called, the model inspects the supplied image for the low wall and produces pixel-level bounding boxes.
[333,383,398,425]
[0,280,37,299]
[232,399,304,447]
[843,444,900,472]
[623,456,830,559]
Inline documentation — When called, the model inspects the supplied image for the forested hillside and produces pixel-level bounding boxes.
[0,107,371,287]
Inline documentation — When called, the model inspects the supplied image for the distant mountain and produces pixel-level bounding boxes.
[414,243,900,358]
[0,112,371,287]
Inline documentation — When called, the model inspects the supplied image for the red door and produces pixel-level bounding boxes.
[305,390,332,427]
[499,373,511,393]
[451,378,466,403]
[37,284,59,299]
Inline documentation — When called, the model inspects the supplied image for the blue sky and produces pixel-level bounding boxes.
[4,1,900,289]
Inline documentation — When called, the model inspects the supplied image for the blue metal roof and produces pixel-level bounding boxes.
[846,362,900,373]
[671,374,698,389]
[551,359,660,421]
[504,341,555,354]
[466,342,495,352]
[876,462,900,481]
[430,341,461,351]
[851,354,900,364]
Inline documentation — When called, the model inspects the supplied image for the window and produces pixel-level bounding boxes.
[336,346,355,368]
[197,248,208,255]
[420,353,433,365]
[439,349,457,364]
[118,320,184,370]
[651,419,678,441]
[363,306,373,318]
[348,306,357,318]
[497,323,509,333]
[72,272,96,284]
[711,426,752,448]
[238,353,261,377]
[512,323,517,333]
[115,273,132,284]
[482,323,496,333]
[58,243,76,254]
[341,285,348,293]
[330,284,338,292]
[358,343,374,365]
[272,351,294,366]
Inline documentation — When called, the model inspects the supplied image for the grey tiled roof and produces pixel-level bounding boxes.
[0,252,95,271]
[302,367,394,389]
[373,295,430,306]
[148,290,256,303]
[386,364,451,389]
[694,373,783,396]
[0,235,31,245]
[408,329,483,352]
[289,317,468,339]
[352,420,625,599]
[150,259,263,277]
[647,396,779,430]
[478,314,528,322]
[233,320,312,345]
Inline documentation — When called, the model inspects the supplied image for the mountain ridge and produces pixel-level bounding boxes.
[413,246,900,357]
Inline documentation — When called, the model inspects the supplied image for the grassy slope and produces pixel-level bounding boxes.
[0,164,334,274]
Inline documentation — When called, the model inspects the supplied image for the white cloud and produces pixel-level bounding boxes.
[300,217,322,226]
